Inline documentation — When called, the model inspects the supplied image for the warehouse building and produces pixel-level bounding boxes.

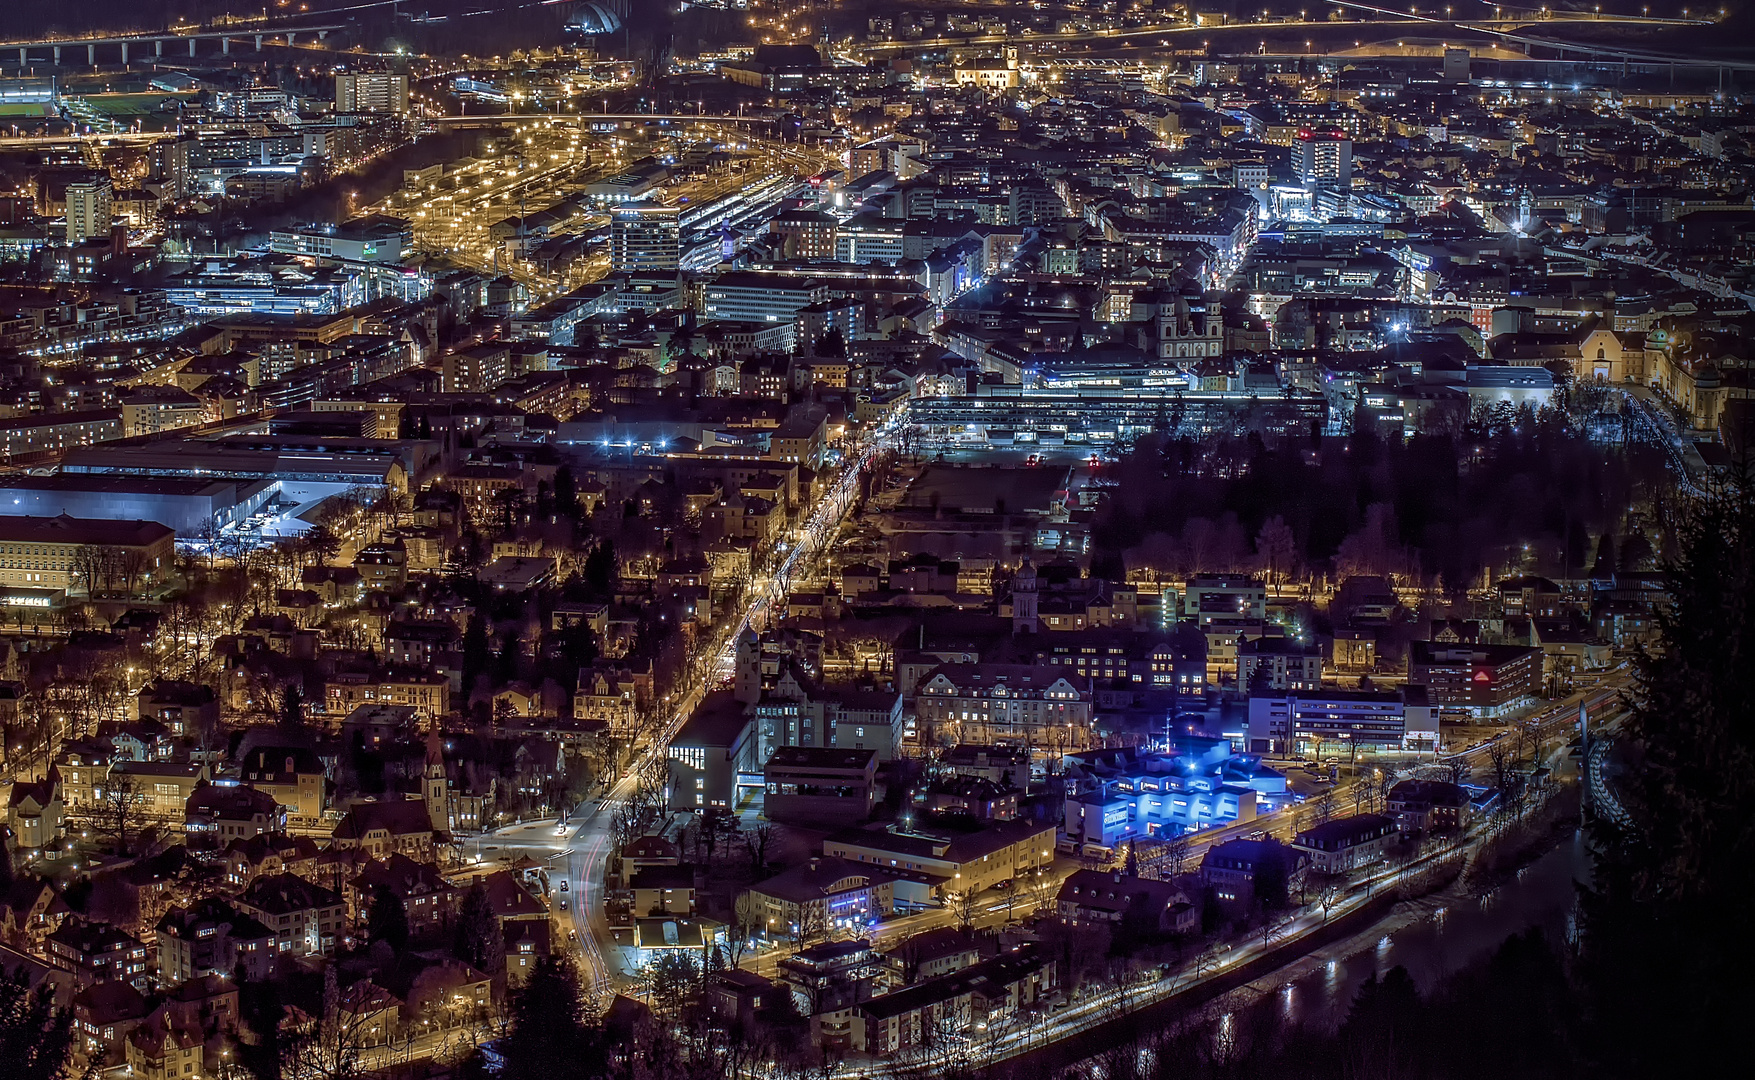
[0,475,276,535]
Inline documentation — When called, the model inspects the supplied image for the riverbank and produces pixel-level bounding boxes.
[977,822,1587,1079]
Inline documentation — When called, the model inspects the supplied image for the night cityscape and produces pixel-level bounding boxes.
[0,1,1748,1078]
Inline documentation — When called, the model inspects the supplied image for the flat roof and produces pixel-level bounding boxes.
[765,746,877,771]
[672,691,750,749]
[0,474,265,498]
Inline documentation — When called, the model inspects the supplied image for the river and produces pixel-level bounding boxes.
[1271,832,1592,1031]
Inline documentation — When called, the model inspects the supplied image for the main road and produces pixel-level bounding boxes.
[553,419,899,995]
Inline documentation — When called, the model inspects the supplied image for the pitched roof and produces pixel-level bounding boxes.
[332,799,434,840]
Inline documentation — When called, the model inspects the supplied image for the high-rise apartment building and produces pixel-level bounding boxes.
[64,174,113,245]
[1291,130,1352,187]
[335,72,410,115]
[610,202,681,272]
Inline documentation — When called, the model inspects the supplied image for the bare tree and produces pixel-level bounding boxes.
[283,965,377,1080]
[744,822,775,873]
[97,775,145,855]
[1160,830,1192,877]
[1487,741,1516,808]
[730,892,763,968]
[1307,868,1346,922]
[790,903,827,949]
[947,885,980,933]
[116,547,150,596]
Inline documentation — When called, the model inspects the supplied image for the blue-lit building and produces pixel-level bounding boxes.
[1061,738,1288,849]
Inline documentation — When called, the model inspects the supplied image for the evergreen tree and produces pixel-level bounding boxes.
[366,884,409,953]
[583,540,617,600]
[500,956,603,1080]
[279,684,305,728]
[461,613,492,697]
[1580,479,1755,1076]
[0,967,76,1080]
[453,881,504,974]
[1252,841,1290,911]
[496,631,522,685]
[554,466,578,521]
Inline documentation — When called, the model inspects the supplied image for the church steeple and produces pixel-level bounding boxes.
[424,721,448,833]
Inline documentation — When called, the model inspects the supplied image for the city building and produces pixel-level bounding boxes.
[335,72,410,114]
[763,746,880,825]
[667,691,756,812]
[64,174,113,245]
[745,856,896,941]
[1291,813,1397,874]
[1408,640,1542,718]
[821,818,1057,901]
[1061,740,1285,849]
[0,515,175,594]
[1386,779,1473,834]
[610,202,681,272]
[1291,130,1353,186]
[1200,837,1305,905]
[1056,869,1196,933]
[233,873,348,957]
[270,216,412,265]
[913,663,1092,749]
[1245,687,1438,756]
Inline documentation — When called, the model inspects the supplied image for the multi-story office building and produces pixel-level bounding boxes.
[1245,687,1439,755]
[64,174,112,244]
[703,272,827,325]
[1408,640,1542,719]
[269,215,412,265]
[610,202,681,272]
[0,515,175,593]
[334,72,410,115]
[834,214,906,263]
[667,691,756,812]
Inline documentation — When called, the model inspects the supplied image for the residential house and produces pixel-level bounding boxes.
[349,854,459,939]
[185,781,285,848]
[744,856,895,940]
[330,799,438,859]
[155,900,276,986]
[7,772,64,848]
[1291,813,1398,874]
[1056,869,1195,933]
[1385,780,1473,834]
[44,916,151,990]
[233,873,347,957]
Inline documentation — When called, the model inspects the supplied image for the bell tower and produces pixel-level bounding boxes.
[424,722,449,832]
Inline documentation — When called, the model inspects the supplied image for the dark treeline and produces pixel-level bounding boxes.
[1093,406,1673,590]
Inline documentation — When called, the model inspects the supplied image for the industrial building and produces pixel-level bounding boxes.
[0,475,276,535]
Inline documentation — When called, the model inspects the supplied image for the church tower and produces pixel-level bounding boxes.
[733,628,762,704]
[1012,559,1038,635]
[424,723,449,833]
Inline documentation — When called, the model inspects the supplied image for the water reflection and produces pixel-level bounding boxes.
[1290,832,1591,1026]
